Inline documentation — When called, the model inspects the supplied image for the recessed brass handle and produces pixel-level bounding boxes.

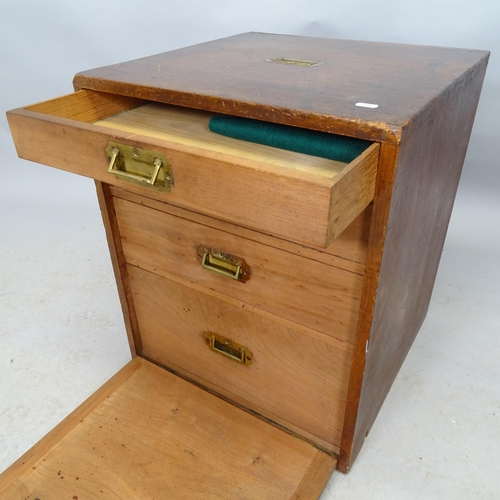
[105,141,174,192]
[204,332,252,366]
[198,246,250,282]
[108,147,162,185]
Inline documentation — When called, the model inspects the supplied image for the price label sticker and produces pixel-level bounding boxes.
[355,102,379,109]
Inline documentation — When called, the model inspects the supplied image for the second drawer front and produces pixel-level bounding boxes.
[114,197,363,345]
[128,265,353,450]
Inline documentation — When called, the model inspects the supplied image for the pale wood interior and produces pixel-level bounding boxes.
[26,89,144,123]
[94,101,350,177]
[327,144,379,241]
[0,357,336,500]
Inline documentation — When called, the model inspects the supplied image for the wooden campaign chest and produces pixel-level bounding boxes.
[1,33,489,498]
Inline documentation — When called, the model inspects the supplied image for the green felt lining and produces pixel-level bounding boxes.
[208,116,371,164]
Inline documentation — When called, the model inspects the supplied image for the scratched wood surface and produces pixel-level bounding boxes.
[5,35,490,482]
[74,32,488,142]
[338,51,489,471]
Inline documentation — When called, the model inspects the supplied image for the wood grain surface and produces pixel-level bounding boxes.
[114,196,364,344]
[95,102,349,177]
[27,89,143,122]
[0,358,336,499]
[7,90,377,247]
[128,265,353,449]
[97,100,378,246]
[73,32,489,142]
[110,186,372,275]
[0,358,143,497]
[6,35,490,481]
[95,181,141,356]
[338,50,489,471]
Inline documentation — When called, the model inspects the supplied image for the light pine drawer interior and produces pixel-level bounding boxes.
[7,89,379,247]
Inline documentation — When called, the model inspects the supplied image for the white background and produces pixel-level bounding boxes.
[1,1,499,498]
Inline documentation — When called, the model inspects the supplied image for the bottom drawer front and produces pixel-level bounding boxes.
[128,265,353,450]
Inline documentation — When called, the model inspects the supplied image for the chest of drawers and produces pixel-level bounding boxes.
[1,33,489,498]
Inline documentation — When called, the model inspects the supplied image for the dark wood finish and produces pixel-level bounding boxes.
[5,34,490,489]
[73,33,488,143]
[95,181,142,356]
[338,53,489,472]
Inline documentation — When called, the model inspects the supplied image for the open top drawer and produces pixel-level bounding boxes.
[7,89,379,247]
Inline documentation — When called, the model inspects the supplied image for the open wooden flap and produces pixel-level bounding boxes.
[0,357,336,499]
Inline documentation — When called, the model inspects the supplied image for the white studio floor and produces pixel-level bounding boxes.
[1,167,499,499]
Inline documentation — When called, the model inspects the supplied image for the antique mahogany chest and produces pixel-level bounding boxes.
[1,33,489,498]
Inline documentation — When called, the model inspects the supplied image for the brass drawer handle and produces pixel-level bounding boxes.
[105,141,174,192]
[204,332,252,365]
[108,147,161,185]
[198,246,250,282]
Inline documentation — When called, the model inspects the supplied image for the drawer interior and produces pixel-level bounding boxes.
[8,89,379,247]
[25,90,360,178]
[0,357,336,499]
[94,103,355,177]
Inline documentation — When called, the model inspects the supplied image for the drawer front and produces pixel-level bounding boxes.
[128,265,353,451]
[114,197,364,345]
[7,90,379,247]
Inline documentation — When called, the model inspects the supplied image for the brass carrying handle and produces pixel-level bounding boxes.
[199,246,250,282]
[204,332,252,366]
[108,147,162,186]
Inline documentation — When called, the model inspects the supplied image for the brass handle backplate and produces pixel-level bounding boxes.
[204,332,252,366]
[197,246,250,283]
[106,141,174,192]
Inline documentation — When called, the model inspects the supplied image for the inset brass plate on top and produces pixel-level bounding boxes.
[265,57,324,67]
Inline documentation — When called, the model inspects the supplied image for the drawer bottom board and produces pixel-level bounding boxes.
[0,357,336,500]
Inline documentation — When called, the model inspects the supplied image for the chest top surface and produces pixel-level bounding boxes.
[73,32,489,142]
